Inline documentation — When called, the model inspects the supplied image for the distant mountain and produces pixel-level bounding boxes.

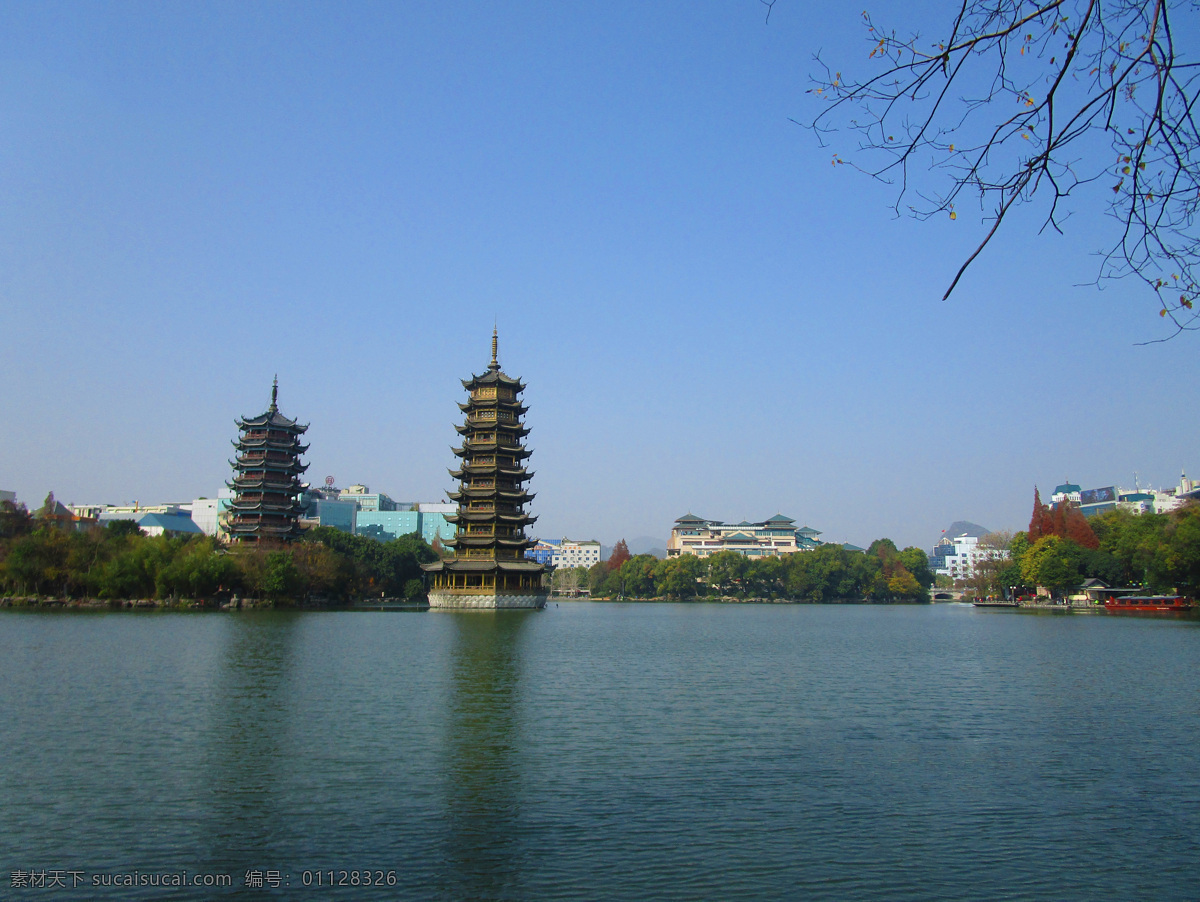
[936,521,991,545]
[627,536,667,559]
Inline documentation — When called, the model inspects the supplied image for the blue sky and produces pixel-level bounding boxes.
[2,1,1196,551]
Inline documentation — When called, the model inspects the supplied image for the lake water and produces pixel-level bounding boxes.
[1,603,1198,900]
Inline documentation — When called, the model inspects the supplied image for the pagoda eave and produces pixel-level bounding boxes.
[423,559,544,573]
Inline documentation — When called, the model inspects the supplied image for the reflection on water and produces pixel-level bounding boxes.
[195,612,301,872]
[439,612,533,900]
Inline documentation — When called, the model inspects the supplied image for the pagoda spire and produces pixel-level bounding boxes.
[270,375,279,414]
[489,326,499,372]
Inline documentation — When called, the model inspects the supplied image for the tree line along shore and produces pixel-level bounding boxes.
[0,511,437,606]
[2,497,1197,607]
[953,495,1200,599]
[569,539,937,603]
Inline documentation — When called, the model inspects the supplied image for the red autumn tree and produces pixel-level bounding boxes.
[1051,500,1070,539]
[1063,504,1100,550]
[1028,488,1053,543]
[1029,486,1100,550]
[608,539,631,569]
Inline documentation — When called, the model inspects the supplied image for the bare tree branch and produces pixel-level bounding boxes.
[803,1,1199,336]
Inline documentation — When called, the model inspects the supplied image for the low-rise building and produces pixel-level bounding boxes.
[355,509,420,541]
[1053,473,1195,517]
[931,533,1008,580]
[300,491,358,534]
[413,502,456,546]
[525,538,560,566]
[190,492,233,537]
[138,512,204,537]
[352,502,455,545]
[550,539,602,569]
[338,484,397,511]
[666,513,822,559]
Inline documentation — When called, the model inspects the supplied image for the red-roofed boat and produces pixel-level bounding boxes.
[1104,595,1194,613]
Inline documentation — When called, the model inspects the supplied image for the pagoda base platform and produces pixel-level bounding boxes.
[427,591,547,610]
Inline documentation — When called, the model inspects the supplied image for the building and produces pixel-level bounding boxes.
[666,513,822,559]
[553,539,602,569]
[300,490,358,534]
[422,330,546,608]
[352,502,455,545]
[525,538,560,566]
[1050,482,1082,506]
[79,501,190,522]
[524,538,602,568]
[414,502,455,546]
[34,497,94,531]
[190,492,233,538]
[930,533,1007,580]
[1053,473,1196,518]
[226,379,309,543]
[356,509,421,542]
[338,484,397,512]
[138,512,204,538]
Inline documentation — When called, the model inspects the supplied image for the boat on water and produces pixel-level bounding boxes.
[1104,595,1194,613]
[973,598,1020,608]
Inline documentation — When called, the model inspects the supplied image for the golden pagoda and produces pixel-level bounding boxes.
[423,330,547,609]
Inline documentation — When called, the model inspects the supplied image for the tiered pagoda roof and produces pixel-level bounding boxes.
[226,378,309,543]
[423,331,546,595]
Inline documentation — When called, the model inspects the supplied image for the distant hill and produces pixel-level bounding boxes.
[627,536,667,559]
[936,521,991,545]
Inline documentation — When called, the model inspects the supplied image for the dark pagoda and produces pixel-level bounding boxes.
[423,330,547,608]
[226,378,309,543]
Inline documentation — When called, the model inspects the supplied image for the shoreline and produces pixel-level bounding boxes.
[3,593,937,610]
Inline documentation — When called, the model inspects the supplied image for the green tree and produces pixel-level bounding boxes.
[1077,547,1125,586]
[784,547,831,601]
[707,550,749,595]
[1021,536,1082,595]
[785,544,871,601]
[262,551,302,601]
[96,536,173,599]
[105,519,143,538]
[867,538,899,558]
[654,554,704,599]
[1091,508,1169,587]
[745,555,786,598]
[898,546,934,589]
[64,528,116,597]
[1161,503,1200,594]
[606,555,658,598]
[887,569,923,599]
[587,561,611,595]
[1008,532,1030,569]
[0,500,33,539]
[1,531,65,595]
[302,527,436,597]
[157,537,240,599]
